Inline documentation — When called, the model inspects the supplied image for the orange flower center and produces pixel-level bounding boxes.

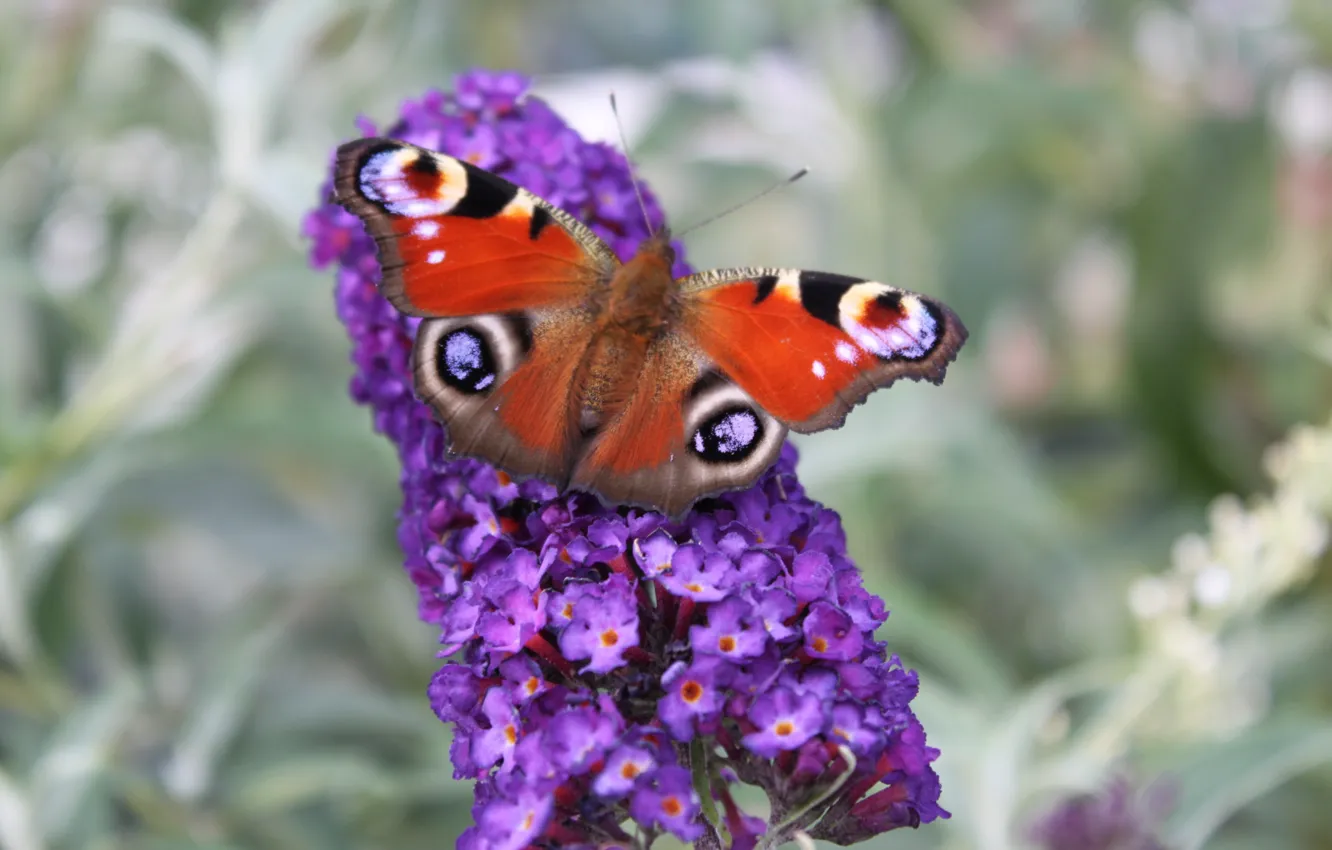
[812,637,829,653]
[599,629,620,647]
[504,724,517,745]
[620,762,642,779]
[661,796,683,816]
[718,635,736,653]
[774,721,795,737]
[681,681,703,703]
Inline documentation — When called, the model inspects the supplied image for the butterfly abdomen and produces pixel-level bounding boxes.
[572,327,650,434]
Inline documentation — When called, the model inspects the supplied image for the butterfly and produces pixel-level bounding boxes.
[333,138,967,516]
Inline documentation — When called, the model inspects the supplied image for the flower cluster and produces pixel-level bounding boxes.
[1030,777,1174,850]
[305,69,947,849]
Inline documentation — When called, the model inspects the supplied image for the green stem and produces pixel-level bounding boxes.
[691,738,727,844]
[759,746,857,850]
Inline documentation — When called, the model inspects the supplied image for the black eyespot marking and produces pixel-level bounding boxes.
[506,313,534,356]
[876,290,903,313]
[798,271,861,328]
[918,300,946,359]
[690,406,763,464]
[753,275,779,305]
[452,161,518,219]
[687,369,730,400]
[435,327,499,394]
[529,205,553,240]
[409,152,440,177]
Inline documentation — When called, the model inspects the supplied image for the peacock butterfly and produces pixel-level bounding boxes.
[333,138,967,515]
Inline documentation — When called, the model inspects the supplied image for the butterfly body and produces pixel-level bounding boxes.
[573,234,681,433]
[334,138,968,515]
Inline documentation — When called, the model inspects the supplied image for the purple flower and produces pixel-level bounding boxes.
[741,686,824,757]
[470,688,521,773]
[1030,776,1175,850]
[660,544,730,602]
[803,600,864,661]
[658,655,729,741]
[308,69,947,849]
[463,780,553,850]
[557,572,640,674]
[690,596,769,660]
[629,766,705,841]
[593,744,657,799]
[631,529,677,577]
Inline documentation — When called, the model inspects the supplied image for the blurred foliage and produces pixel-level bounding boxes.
[0,1,1330,849]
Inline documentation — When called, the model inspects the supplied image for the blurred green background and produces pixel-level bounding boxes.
[2,1,1331,848]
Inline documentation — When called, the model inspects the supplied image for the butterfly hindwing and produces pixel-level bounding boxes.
[414,308,594,482]
[334,138,617,317]
[679,268,967,432]
[568,333,786,516]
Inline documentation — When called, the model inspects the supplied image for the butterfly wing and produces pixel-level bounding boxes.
[413,309,592,483]
[678,268,967,432]
[333,137,617,317]
[334,138,617,482]
[567,268,965,516]
[567,334,786,516]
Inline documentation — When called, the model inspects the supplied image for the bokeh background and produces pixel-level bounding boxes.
[2,1,1331,848]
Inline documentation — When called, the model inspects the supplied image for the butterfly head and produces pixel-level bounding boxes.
[635,228,676,268]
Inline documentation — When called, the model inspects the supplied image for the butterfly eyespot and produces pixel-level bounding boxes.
[357,145,464,218]
[836,284,942,362]
[689,406,764,463]
[436,327,499,394]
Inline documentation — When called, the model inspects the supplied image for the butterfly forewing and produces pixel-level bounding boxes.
[334,138,617,317]
[678,268,967,432]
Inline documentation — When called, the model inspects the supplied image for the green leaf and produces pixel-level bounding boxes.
[29,676,141,844]
[161,601,292,803]
[1165,719,1332,850]
[0,767,39,850]
[225,754,395,814]
[100,7,216,106]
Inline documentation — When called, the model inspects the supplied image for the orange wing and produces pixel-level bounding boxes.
[567,333,785,516]
[334,138,617,316]
[334,138,618,483]
[679,268,967,432]
[414,310,591,483]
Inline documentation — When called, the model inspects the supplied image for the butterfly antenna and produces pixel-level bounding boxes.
[674,167,809,239]
[609,92,656,238]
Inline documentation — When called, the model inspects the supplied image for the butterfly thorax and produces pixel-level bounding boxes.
[604,232,679,334]
[573,234,680,433]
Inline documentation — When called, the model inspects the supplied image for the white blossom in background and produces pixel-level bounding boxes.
[1273,68,1332,154]
[1134,6,1201,93]
[1128,416,1332,737]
